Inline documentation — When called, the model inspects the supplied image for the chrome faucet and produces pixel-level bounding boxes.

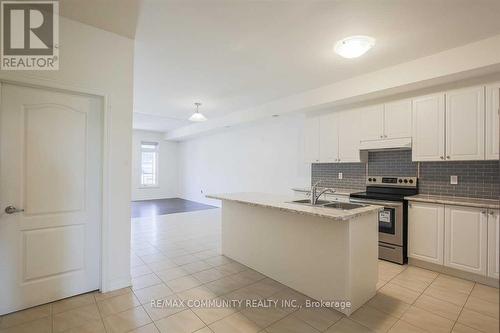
[311,181,336,205]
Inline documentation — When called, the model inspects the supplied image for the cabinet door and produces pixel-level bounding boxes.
[446,86,485,161]
[384,99,412,139]
[359,104,384,141]
[485,83,500,160]
[319,113,339,163]
[488,209,499,279]
[444,206,487,275]
[408,202,445,265]
[338,109,362,162]
[304,117,320,163]
[412,93,445,161]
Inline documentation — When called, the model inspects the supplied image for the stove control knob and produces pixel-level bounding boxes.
[368,178,372,182]
[404,179,408,183]
[409,179,414,184]
[398,179,403,183]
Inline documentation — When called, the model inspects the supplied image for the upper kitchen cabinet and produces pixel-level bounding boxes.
[445,86,485,161]
[486,83,500,160]
[384,99,412,139]
[338,109,366,162]
[359,101,412,142]
[412,93,445,161]
[319,113,339,163]
[303,109,366,164]
[304,116,320,163]
[359,104,384,141]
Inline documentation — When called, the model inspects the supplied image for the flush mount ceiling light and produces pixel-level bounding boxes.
[189,102,207,122]
[334,35,375,59]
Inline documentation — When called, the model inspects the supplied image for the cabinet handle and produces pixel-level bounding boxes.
[446,156,450,159]
[489,211,495,216]
[481,211,487,215]
[440,156,444,160]
[380,135,383,138]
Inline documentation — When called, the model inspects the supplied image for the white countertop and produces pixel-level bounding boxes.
[291,187,362,196]
[405,194,499,209]
[206,192,381,221]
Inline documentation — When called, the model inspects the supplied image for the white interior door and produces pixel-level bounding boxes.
[0,84,103,315]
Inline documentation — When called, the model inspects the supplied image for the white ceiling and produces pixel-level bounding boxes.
[133,0,500,132]
[60,0,140,39]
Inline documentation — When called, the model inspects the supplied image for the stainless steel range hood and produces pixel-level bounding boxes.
[359,137,412,151]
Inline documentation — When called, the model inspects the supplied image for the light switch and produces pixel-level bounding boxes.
[450,175,458,185]
[338,172,343,180]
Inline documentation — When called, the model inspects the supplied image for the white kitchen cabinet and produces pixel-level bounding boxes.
[412,93,446,161]
[337,109,365,162]
[445,86,485,161]
[488,209,499,279]
[408,202,445,265]
[359,104,384,141]
[444,205,488,275]
[384,99,412,139]
[304,117,320,163]
[485,83,500,160]
[319,113,339,163]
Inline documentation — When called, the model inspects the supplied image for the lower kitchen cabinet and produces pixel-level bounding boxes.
[408,202,444,265]
[409,201,498,279]
[488,209,500,279]
[444,205,488,275]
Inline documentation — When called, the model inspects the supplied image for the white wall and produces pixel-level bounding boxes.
[0,17,134,292]
[132,130,178,200]
[177,115,310,206]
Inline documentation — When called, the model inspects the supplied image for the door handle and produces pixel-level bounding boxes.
[4,205,24,214]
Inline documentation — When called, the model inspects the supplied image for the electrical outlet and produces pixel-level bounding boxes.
[338,172,343,180]
[450,175,458,185]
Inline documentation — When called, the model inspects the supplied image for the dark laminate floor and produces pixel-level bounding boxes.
[131,198,217,218]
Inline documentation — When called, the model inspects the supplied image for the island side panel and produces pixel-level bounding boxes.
[347,211,378,315]
[221,200,351,311]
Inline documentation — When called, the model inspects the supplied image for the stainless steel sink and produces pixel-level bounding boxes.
[289,199,330,206]
[322,202,365,210]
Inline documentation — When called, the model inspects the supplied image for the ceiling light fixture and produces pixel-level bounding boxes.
[189,102,207,122]
[334,35,375,59]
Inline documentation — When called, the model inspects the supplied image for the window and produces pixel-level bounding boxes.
[140,142,159,187]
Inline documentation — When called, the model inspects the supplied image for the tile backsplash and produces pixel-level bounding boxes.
[311,150,500,199]
[311,163,366,190]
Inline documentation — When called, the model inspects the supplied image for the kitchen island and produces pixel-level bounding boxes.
[206,192,381,315]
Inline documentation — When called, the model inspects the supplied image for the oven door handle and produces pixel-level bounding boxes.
[349,198,403,208]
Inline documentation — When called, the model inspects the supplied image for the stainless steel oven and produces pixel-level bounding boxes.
[350,198,404,263]
[350,176,418,264]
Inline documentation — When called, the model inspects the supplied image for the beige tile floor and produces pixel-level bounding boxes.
[1,208,499,333]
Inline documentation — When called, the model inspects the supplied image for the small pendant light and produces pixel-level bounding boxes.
[189,102,207,122]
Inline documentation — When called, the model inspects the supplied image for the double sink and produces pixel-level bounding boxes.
[289,199,365,210]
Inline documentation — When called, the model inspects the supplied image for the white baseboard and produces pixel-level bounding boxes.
[409,258,499,288]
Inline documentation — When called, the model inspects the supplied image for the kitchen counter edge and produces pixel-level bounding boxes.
[207,192,382,221]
